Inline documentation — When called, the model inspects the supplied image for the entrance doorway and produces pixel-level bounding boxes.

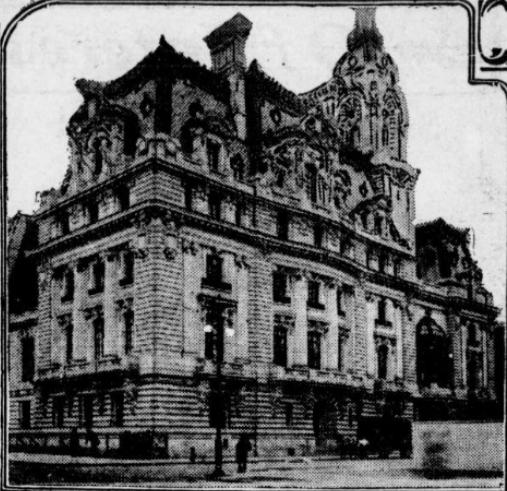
[312,398,338,452]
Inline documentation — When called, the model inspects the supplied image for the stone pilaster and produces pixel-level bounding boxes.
[394,302,403,379]
[235,256,249,360]
[365,292,376,376]
[326,281,338,369]
[182,240,200,357]
[293,272,308,367]
[103,251,118,356]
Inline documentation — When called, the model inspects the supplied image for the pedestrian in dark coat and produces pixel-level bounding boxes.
[235,434,252,473]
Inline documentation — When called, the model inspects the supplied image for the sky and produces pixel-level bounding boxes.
[3,4,506,316]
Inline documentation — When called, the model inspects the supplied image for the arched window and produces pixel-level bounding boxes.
[350,125,360,147]
[416,318,451,388]
[382,122,389,147]
[180,125,194,154]
[231,154,245,182]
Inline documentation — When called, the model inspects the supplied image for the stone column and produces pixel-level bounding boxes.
[182,240,200,356]
[73,261,88,361]
[235,256,249,360]
[293,272,308,367]
[103,251,119,356]
[326,281,338,369]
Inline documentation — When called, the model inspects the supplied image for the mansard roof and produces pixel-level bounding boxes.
[75,35,230,102]
[246,59,306,115]
[416,217,470,246]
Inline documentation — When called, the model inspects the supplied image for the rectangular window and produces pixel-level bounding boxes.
[276,210,289,240]
[93,316,104,359]
[21,336,35,382]
[110,392,124,427]
[338,333,346,372]
[308,331,321,369]
[117,185,130,211]
[273,324,288,367]
[307,280,324,309]
[208,192,222,220]
[235,202,243,226]
[204,254,221,284]
[305,165,318,203]
[337,289,345,317]
[273,271,290,304]
[61,269,74,302]
[119,250,134,286]
[19,401,31,429]
[285,403,293,426]
[88,201,99,223]
[378,252,387,273]
[88,258,105,294]
[313,222,324,248]
[80,394,94,428]
[52,396,65,427]
[56,212,70,235]
[376,298,391,326]
[123,310,134,355]
[207,139,221,172]
[184,182,193,211]
[377,344,389,380]
[65,323,73,364]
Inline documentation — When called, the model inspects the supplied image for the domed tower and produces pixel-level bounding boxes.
[333,7,408,160]
[301,7,418,249]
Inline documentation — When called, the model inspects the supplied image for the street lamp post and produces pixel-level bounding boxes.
[205,297,234,479]
[210,309,225,479]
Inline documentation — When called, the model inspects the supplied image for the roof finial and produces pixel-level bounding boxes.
[347,7,384,53]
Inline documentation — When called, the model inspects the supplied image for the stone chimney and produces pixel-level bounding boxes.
[203,13,252,74]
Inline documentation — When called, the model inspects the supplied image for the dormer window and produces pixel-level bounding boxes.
[276,210,289,240]
[207,138,221,172]
[313,222,324,248]
[231,154,245,182]
[374,215,383,236]
[305,165,318,203]
[378,251,388,273]
[92,138,103,176]
[57,212,70,235]
[88,201,99,224]
[208,192,222,220]
[117,185,130,212]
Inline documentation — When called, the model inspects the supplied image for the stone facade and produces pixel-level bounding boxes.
[8,9,501,459]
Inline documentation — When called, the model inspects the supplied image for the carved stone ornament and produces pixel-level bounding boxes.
[182,238,199,256]
[234,254,249,269]
[163,233,179,260]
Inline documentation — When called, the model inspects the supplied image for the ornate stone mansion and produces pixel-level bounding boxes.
[8,9,502,458]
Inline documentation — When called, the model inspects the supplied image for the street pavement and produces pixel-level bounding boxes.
[9,454,504,488]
